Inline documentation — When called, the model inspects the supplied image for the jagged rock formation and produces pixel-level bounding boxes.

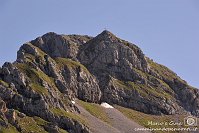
[0,30,198,132]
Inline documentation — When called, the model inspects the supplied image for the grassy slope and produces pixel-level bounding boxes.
[50,107,87,125]
[55,57,90,74]
[78,100,112,124]
[0,80,9,88]
[113,77,173,100]
[147,58,185,83]
[15,63,49,95]
[0,113,68,133]
[115,105,194,133]
[76,101,193,133]
[17,116,47,133]
[0,126,19,133]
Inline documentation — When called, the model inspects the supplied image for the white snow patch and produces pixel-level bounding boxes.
[100,102,114,108]
[71,101,75,104]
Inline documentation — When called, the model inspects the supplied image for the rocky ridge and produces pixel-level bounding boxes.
[0,30,198,132]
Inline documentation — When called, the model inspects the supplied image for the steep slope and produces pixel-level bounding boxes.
[76,100,150,133]
[0,30,198,133]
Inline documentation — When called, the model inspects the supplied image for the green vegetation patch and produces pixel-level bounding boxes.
[17,116,47,133]
[55,58,90,74]
[26,43,46,57]
[78,100,112,124]
[23,53,36,63]
[15,63,50,95]
[133,68,174,97]
[33,116,49,126]
[58,129,69,133]
[59,93,71,106]
[0,80,9,87]
[114,79,170,98]
[115,105,190,133]
[22,43,56,68]
[113,79,132,90]
[50,107,87,125]
[121,40,140,54]
[30,83,48,95]
[132,68,147,78]
[33,116,69,133]
[147,59,184,83]
[113,77,173,100]
[113,79,148,97]
[0,126,19,133]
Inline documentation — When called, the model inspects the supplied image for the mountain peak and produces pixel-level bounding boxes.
[101,30,114,35]
[95,30,117,41]
[41,32,58,38]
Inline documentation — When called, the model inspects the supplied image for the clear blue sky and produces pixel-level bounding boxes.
[0,0,198,88]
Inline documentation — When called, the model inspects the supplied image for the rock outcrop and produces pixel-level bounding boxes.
[0,30,198,132]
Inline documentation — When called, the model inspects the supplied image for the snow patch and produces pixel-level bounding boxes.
[71,101,75,104]
[100,102,114,108]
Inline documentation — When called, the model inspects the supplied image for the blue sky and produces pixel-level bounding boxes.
[0,0,198,88]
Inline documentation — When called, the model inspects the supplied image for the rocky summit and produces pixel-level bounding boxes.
[0,30,198,133]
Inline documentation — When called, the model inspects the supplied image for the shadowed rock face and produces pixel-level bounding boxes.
[0,30,199,132]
